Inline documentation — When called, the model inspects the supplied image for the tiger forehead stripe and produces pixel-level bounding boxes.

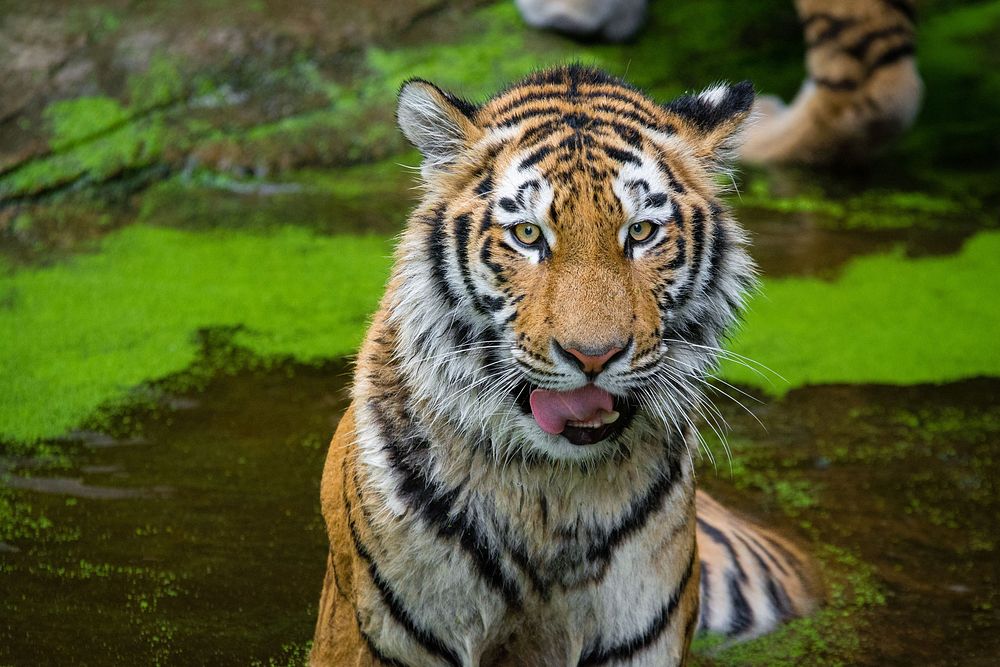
[481,71,670,131]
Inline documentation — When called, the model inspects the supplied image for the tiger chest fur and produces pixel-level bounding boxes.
[310,66,820,667]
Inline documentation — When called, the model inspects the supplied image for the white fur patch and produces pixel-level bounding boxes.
[698,84,729,107]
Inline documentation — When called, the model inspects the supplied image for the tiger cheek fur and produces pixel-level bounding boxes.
[311,66,822,667]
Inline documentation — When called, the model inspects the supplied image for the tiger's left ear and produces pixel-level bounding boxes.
[397,79,482,180]
[663,81,755,160]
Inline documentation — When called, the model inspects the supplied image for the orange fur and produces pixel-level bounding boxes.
[311,66,821,666]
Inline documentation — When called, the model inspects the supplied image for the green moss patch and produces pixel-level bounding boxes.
[3,228,999,445]
[723,231,1000,393]
[0,225,393,444]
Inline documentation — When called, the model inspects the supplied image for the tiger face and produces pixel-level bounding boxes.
[392,66,756,462]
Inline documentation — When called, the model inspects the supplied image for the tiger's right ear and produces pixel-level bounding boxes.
[397,80,482,180]
[662,81,755,161]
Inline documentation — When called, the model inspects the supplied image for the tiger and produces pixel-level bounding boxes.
[514,0,923,164]
[309,65,821,667]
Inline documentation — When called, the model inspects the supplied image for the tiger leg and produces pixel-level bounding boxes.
[695,490,823,641]
[740,0,922,164]
[310,405,391,667]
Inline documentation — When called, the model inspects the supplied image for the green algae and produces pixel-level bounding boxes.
[366,3,575,98]
[1,54,189,201]
[0,225,393,444]
[0,103,169,200]
[722,231,1000,394]
[3,226,999,445]
[46,97,132,152]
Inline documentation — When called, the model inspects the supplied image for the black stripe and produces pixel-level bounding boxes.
[600,144,641,166]
[765,575,794,623]
[744,531,789,577]
[518,119,564,148]
[452,213,491,316]
[425,206,461,308]
[480,237,506,281]
[344,468,462,667]
[843,26,911,61]
[645,192,669,208]
[473,173,494,198]
[578,548,696,666]
[665,233,687,271]
[761,533,809,583]
[478,207,496,235]
[586,89,663,125]
[507,539,550,599]
[672,206,705,308]
[627,178,650,193]
[803,14,855,47]
[370,404,522,609]
[481,295,505,312]
[559,132,595,151]
[489,89,564,123]
[734,533,794,622]
[866,42,915,75]
[450,505,523,608]
[726,572,755,636]
[519,144,553,169]
[703,204,730,296]
[696,518,748,581]
[498,105,566,127]
[515,179,540,209]
[607,121,643,149]
[812,76,859,92]
[587,454,682,562]
[655,158,686,195]
[592,104,664,133]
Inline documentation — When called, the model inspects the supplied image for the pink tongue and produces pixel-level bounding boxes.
[529,385,614,435]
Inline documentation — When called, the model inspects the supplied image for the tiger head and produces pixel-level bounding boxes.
[389,66,756,463]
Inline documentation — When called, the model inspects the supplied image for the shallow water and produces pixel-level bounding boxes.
[2,359,996,664]
[0,363,348,664]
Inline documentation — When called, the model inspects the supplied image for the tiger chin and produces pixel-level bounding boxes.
[310,66,822,667]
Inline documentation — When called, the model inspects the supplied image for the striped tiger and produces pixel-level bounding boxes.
[514,0,923,164]
[310,66,821,667]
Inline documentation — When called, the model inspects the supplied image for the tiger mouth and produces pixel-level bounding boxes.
[513,381,637,446]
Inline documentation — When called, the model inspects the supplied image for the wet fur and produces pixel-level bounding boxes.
[310,67,820,667]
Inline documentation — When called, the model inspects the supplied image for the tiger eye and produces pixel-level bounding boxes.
[628,221,656,243]
[513,222,541,245]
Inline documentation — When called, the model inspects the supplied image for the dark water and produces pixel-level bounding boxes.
[700,380,1000,665]
[0,363,349,665]
[2,359,997,664]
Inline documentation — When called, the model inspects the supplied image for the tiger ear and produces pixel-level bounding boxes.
[663,81,755,160]
[397,79,482,179]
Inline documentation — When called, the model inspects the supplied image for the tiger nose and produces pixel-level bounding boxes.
[554,341,626,376]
